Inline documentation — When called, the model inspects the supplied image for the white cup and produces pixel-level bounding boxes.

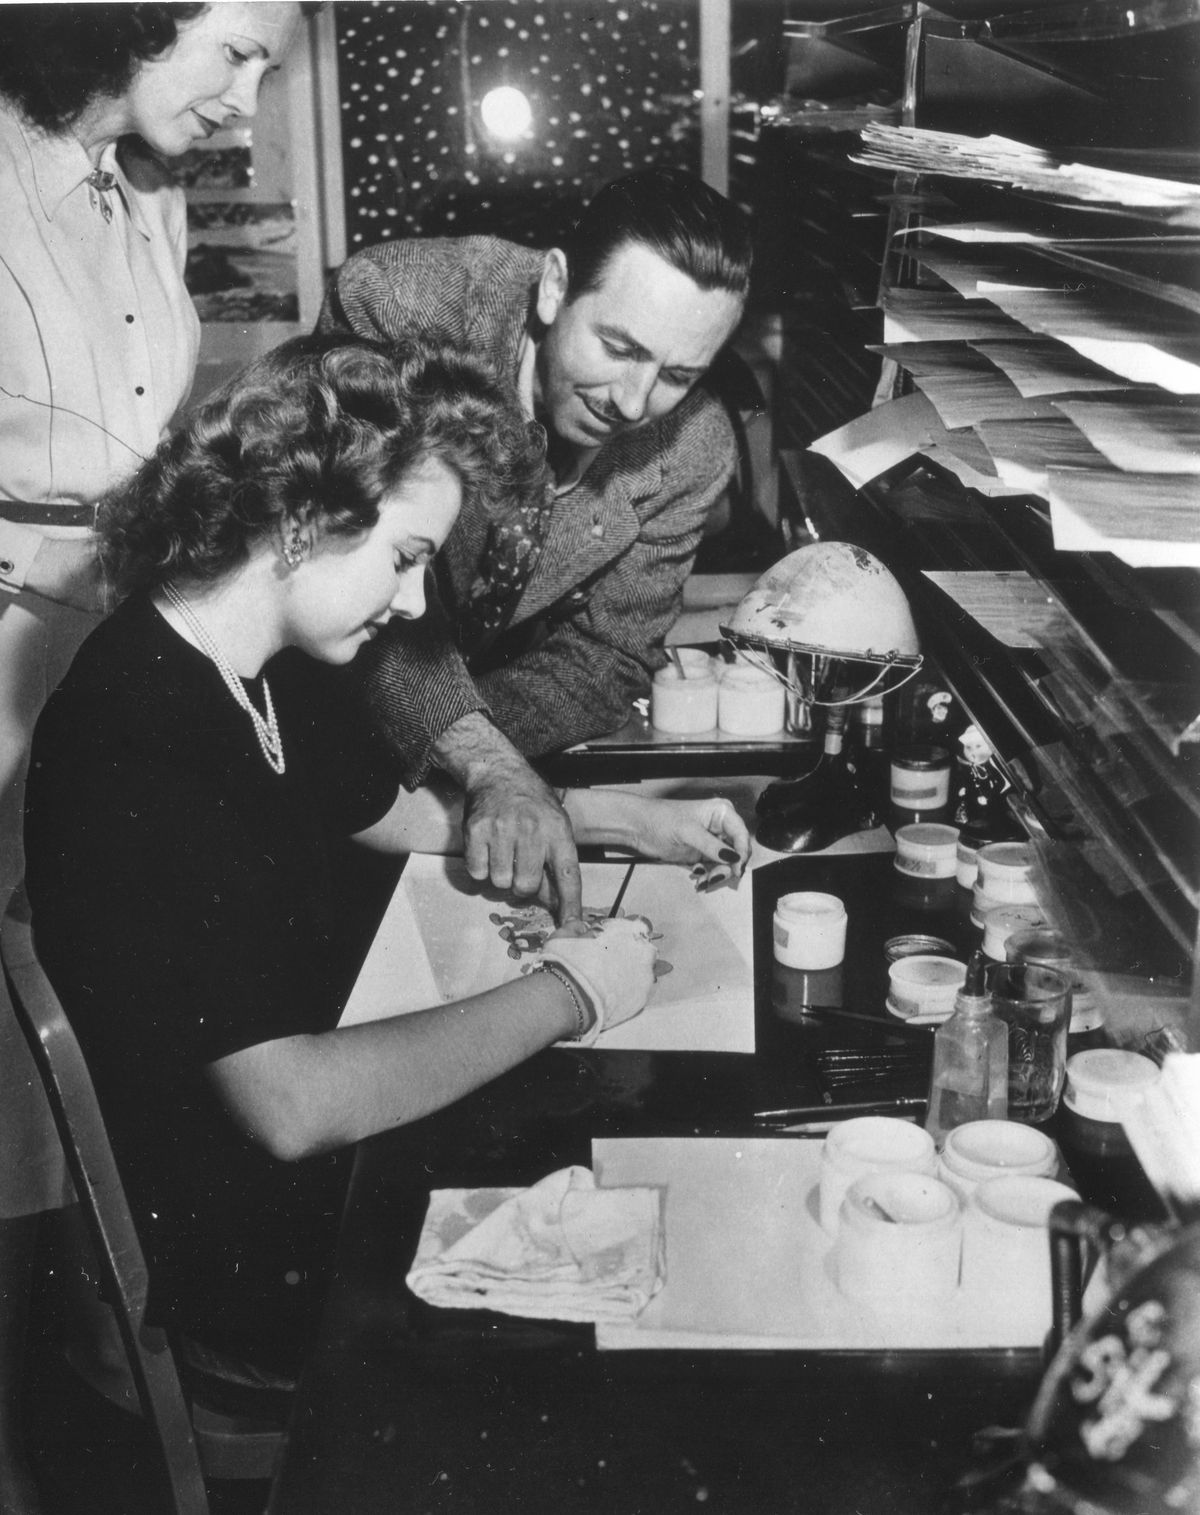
[937,1121,1058,1202]
[773,892,848,971]
[834,1172,962,1305]
[818,1116,936,1234]
[717,662,785,736]
[961,1175,1078,1335]
[650,650,718,734]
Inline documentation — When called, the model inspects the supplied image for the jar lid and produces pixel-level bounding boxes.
[895,822,959,855]
[884,933,957,961]
[891,744,951,771]
[1064,1049,1160,1123]
[1006,928,1072,970]
[977,841,1034,878]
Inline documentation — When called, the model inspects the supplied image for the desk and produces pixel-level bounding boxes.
[268,854,1045,1515]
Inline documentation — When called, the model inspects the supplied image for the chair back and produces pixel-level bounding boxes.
[1,903,211,1515]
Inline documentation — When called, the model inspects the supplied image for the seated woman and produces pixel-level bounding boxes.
[23,333,749,1378]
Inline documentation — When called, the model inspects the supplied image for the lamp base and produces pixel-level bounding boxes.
[756,753,881,854]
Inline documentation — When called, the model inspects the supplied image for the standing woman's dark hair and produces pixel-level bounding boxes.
[0,4,207,130]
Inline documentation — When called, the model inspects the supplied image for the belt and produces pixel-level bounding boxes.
[0,500,97,528]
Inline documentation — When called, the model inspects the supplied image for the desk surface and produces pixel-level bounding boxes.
[269,854,1045,1515]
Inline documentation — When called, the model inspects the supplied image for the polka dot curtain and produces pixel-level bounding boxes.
[334,0,701,251]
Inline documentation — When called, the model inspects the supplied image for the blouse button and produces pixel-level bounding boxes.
[0,559,14,576]
[125,314,135,324]
[135,386,145,396]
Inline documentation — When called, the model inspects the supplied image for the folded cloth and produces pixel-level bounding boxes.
[406,1165,665,1323]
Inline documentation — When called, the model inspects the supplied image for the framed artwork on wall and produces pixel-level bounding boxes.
[184,10,342,403]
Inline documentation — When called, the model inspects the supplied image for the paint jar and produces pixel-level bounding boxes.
[650,650,718,734]
[773,891,847,971]
[1005,928,1103,1037]
[981,904,1048,958]
[834,1172,962,1305]
[889,744,952,821]
[1058,1050,1164,1222]
[956,826,1007,890]
[717,661,785,736]
[937,1120,1059,1202]
[894,823,960,880]
[818,1116,937,1234]
[886,955,967,1023]
[976,842,1038,905]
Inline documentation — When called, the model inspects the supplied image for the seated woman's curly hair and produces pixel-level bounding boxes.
[99,333,547,599]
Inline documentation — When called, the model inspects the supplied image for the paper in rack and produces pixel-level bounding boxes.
[970,338,1138,398]
[976,417,1109,496]
[1048,468,1200,568]
[854,125,1200,226]
[1052,398,1200,474]
[871,341,1065,427]
[879,288,1029,344]
[976,284,1200,395]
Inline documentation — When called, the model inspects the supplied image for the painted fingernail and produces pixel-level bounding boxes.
[719,848,740,863]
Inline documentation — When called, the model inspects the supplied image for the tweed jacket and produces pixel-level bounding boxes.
[318,235,737,771]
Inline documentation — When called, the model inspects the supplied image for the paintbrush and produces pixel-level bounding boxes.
[608,861,636,917]
[753,1094,927,1124]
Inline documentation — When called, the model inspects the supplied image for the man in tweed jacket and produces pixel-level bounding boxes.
[319,169,750,914]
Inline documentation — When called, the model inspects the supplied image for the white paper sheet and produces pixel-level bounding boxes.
[592,1137,1067,1352]
[339,854,756,1053]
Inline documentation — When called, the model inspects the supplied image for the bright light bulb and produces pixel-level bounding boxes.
[480,86,533,141]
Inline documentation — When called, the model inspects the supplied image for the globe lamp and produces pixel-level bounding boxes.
[720,541,922,853]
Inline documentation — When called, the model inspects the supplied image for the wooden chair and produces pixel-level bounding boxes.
[1,903,287,1514]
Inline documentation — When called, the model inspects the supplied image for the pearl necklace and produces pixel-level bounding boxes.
[162,582,285,776]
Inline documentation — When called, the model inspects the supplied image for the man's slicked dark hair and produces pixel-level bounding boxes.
[560,167,752,305]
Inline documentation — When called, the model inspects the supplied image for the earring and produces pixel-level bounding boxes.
[282,523,310,568]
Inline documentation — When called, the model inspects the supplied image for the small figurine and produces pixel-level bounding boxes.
[954,723,1009,828]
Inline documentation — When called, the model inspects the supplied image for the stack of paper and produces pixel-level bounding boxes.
[854,125,1200,225]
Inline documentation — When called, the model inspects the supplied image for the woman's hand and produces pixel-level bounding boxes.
[627,795,751,876]
[563,788,750,882]
[542,917,657,1041]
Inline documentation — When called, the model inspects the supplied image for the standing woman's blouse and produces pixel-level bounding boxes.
[0,101,199,582]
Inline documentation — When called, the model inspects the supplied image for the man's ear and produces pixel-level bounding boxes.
[536,248,569,326]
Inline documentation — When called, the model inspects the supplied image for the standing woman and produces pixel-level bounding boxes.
[0,7,301,1508]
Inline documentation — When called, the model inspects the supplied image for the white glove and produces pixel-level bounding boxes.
[540,917,657,1045]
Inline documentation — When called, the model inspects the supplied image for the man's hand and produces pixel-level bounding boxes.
[432,711,583,923]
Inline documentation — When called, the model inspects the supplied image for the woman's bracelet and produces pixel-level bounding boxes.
[535,960,597,1042]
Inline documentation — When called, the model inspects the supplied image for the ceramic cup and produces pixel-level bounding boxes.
[650,649,718,733]
[773,892,848,971]
[961,1175,1078,1336]
[717,661,785,736]
[834,1172,962,1306]
[937,1120,1058,1202]
[818,1116,937,1234]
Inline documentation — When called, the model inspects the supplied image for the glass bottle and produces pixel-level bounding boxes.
[925,952,1009,1145]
